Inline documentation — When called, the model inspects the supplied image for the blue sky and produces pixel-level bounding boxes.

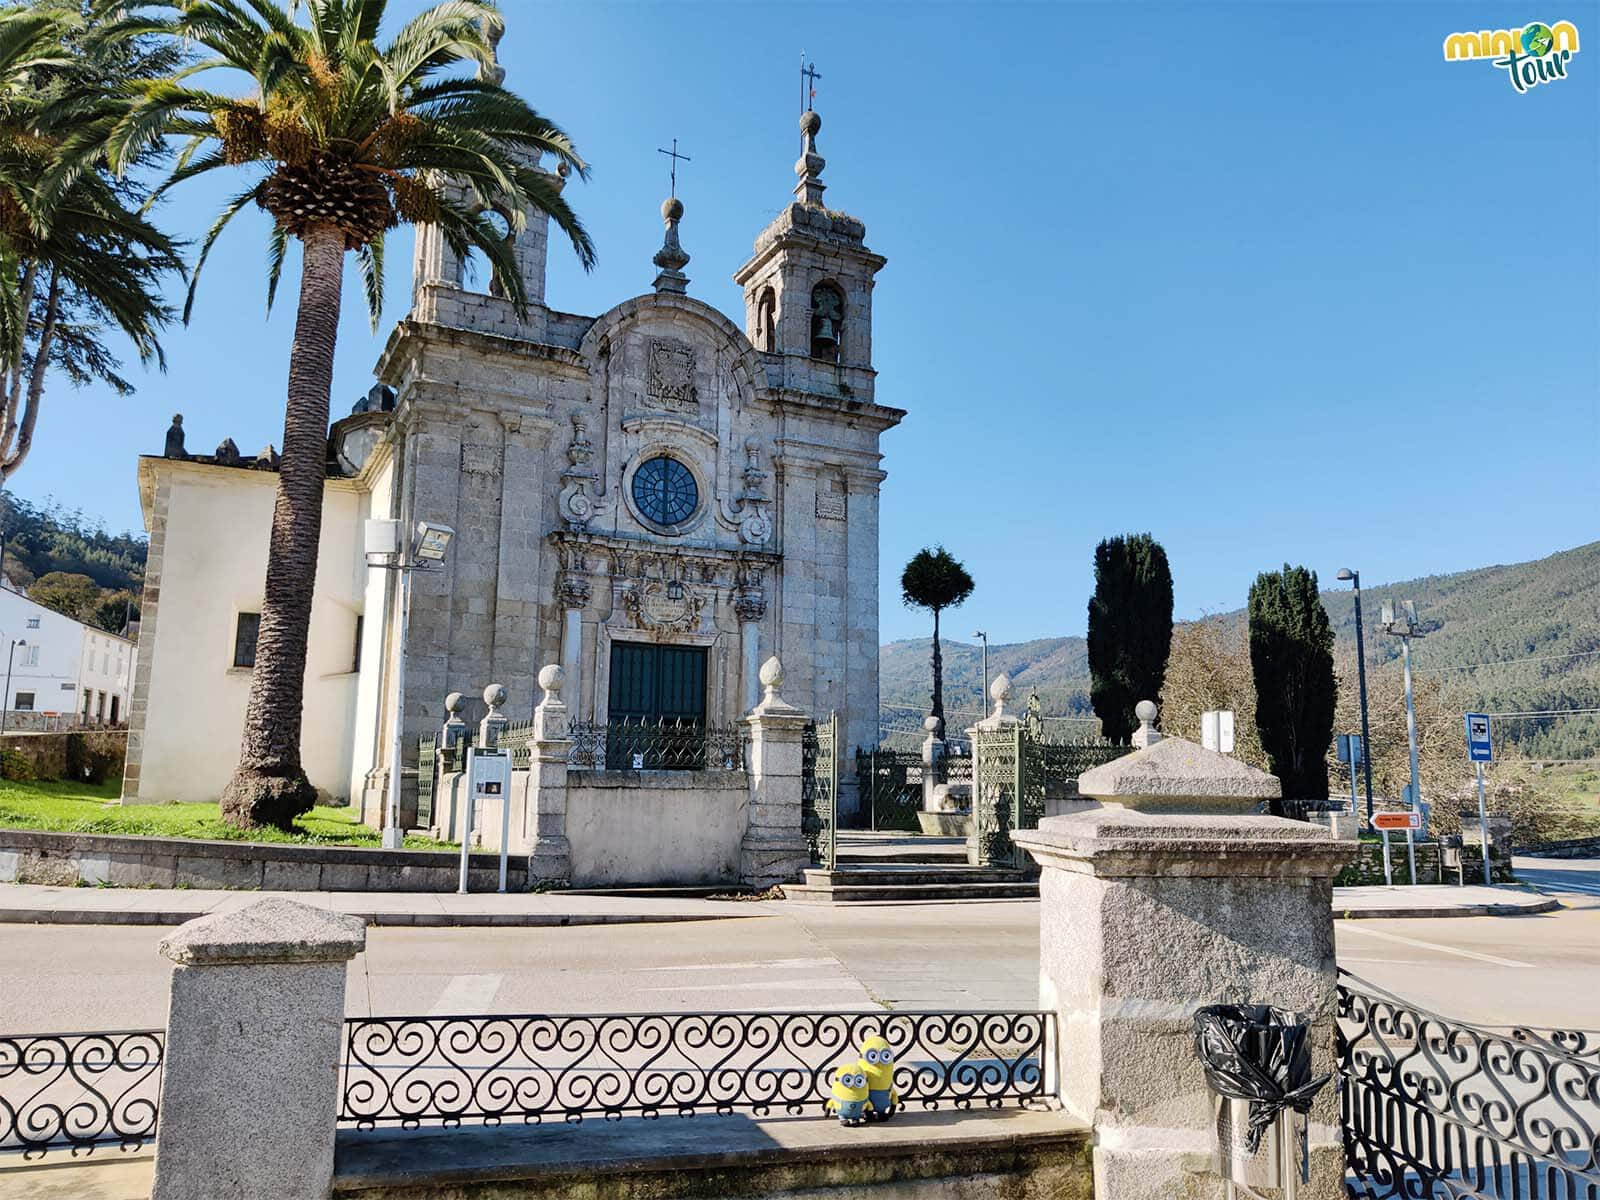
[14,1,1598,645]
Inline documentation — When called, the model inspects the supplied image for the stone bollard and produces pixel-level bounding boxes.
[526,665,572,884]
[151,898,366,1200]
[920,715,944,814]
[440,690,468,750]
[1012,703,1356,1200]
[740,656,811,889]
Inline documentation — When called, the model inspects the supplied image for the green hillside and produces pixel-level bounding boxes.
[881,542,1600,759]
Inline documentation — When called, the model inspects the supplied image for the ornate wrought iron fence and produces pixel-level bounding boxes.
[339,1009,1051,1129]
[566,718,745,772]
[855,747,924,832]
[801,714,837,868]
[1338,974,1600,1199]
[415,733,437,827]
[0,1030,163,1159]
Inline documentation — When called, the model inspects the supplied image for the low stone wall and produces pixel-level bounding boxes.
[567,770,748,888]
[1524,835,1600,858]
[0,828,517,892]
[330,1111,1092,1200]
[0,729,126,783]
[1335,839,1515,886]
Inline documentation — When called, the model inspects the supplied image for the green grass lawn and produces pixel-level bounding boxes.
[0,778,456,850]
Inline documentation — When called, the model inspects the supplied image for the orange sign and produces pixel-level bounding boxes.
[1372,812,1421,831]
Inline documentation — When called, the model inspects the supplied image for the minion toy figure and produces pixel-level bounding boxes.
[826,1067,873,1126]
[858,1035,898,1121]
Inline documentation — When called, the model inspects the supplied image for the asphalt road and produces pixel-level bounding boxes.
[1,858,1595,1035]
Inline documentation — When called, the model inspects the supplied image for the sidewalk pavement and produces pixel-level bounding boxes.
[0,1152,151,1200]
[0,884,772,927]
[0,881,1561,926]
[1332,884,1560,919]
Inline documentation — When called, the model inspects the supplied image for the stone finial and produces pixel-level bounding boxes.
[759,655,784,694]
[990,672,1012,716]
[537,664,564,705]
[652,195,690,294]
[923,715,942,735]
[476,13,505,86]
[478,683,508,749]
[445,692,466,717]
[253,444,280,471]
[794,109,826,205]
[1131,699,1162,749]
[159,897,365,966]
[164,414,188,460]
[482,683,507,713]
[214,437,241,467]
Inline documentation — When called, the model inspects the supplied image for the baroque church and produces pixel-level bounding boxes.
[121,100,901,826]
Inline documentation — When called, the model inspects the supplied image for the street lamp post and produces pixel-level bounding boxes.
[366,520,455,850]
[973,631,989,723]
[1336,568,1375,824]
[1,638,25,735]
[1382,599,1424,886]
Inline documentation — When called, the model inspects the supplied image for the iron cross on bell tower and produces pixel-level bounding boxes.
[800,55,821,113]
[656,138,691,198]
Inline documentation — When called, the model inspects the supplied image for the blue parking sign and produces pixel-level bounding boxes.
[1464,713,1492,763]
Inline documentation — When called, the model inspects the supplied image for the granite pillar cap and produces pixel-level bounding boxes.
[1077,734,1281,814]
[159,897,367,966]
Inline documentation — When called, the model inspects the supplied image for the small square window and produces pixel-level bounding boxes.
[25,617,38,629]
[14,692,34,711]
[233,613,261,669]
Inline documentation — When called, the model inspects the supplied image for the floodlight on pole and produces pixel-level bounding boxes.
[973,631,989,726]
[365,518,456,850]
[1382,597,1425,886]
[1336,568,1375,825]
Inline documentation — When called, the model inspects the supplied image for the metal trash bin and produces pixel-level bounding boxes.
[1194,1005,1331,1198]
[1439,833,1464,884]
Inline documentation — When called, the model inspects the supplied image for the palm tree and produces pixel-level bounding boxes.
[95,0,595,829]
[900,546,975,738]
[0,4,180,486]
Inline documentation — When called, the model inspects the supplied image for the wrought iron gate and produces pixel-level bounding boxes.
[415,734,437,828]
[802,712,837,868]
[972,718,1129,868]
[1338,973,1599,1199]
[856,747,923,832]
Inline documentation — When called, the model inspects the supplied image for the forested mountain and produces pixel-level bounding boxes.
[881,542,1600,759]
[0,493,147,593]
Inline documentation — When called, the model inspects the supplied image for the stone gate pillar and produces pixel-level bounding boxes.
[1012,702,1356,1200]
[526,665,572,883]
[741,656,811,889]
[150,898,365,1200]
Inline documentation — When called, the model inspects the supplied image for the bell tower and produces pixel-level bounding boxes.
[734,105,886,401]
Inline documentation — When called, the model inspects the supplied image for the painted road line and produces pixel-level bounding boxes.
[1523,878,1600,896]
[428,973,505,1015]
[639,958,836,972]
[1339,924,1535,968]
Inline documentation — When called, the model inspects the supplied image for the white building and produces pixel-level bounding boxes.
[125,98,899,821]
[0,588,134,727]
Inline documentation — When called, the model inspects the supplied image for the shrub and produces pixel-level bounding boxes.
[0,748,36,782]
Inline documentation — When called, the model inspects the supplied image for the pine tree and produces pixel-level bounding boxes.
[1248,564,1336,804]
[1086,533,1174,742]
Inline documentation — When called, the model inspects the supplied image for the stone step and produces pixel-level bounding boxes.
[782,880,1040,904]
[835,835,969,865]
[802,866,1027,888]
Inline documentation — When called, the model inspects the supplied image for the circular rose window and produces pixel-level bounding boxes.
[631,455,699,528]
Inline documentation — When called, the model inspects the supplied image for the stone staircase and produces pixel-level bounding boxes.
[782,832,1038,904]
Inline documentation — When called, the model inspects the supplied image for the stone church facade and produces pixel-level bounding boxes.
[123,107,901,824]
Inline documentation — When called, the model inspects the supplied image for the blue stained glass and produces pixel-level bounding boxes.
[632,456,698,527]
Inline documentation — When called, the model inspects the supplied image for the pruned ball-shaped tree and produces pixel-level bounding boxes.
[1086,533,1173,743]
[900,547,974,736]
[1248,564,1335,806]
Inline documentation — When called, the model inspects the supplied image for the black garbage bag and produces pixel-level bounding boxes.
[1192,1004,1331,1154]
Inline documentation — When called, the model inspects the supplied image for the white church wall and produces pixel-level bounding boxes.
[126,462,364,806]
[348,450,395,823]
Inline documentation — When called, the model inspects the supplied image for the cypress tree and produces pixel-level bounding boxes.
[1247,564,1336,804]
[1086,533,1174,742]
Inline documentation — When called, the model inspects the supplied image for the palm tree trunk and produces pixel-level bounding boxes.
[930,607,944,737]
[0,259,38,463]
[0,266,61,486]
[221,223,345,829]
